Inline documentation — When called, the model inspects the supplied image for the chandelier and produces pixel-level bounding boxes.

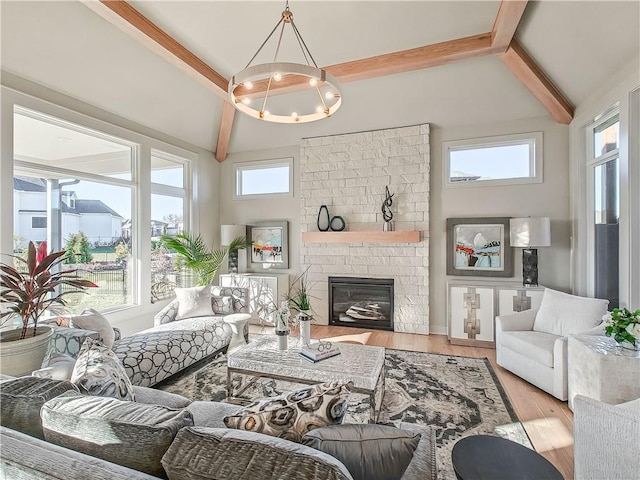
[228,1,342,124]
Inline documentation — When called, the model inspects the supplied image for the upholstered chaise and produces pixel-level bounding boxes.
[495,288,608,400]
[112,286,249,387]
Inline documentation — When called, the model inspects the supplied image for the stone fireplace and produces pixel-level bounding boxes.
[300,124,430,334]
[329,277,394,331]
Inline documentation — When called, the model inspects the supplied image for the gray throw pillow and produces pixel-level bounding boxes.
[0,376,77,439]
[71,338,135,401]
[42,391,194,478]
[175,286,214,320]
[37,353,77,381]
[133,386,192,409]
[161,427,354,480]
[301,424,421,480]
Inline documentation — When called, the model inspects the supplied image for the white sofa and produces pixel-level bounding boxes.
[495,288,608,400]
[573,395,640,480]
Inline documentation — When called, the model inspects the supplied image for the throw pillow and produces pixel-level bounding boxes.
[212,295,234,314]
[302,424,421,480]
[133,385,192,409]
[67,309,115,348]
[162,427,354,480]
[37,353,77,381]
[223,381,353,443]
[42,391,194,478]
[0,376,77,439]
[71,338,135,401]
[175,286,214,320]
[533,288,609,337]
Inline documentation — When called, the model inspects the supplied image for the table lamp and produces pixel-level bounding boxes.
[510,217,551,287]
[221,224,246,274]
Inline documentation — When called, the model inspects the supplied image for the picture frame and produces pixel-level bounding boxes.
[246,220,289,270]
[446,217,513,277]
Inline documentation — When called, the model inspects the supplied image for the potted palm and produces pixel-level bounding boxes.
[160,232,248,286]
[0,241,97,376]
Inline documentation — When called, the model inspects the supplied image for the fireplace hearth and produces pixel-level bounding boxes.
[328,277,394,331]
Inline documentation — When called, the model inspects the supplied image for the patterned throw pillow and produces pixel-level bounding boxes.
[223,381,353,443]
[68,309,115,348]
[212,295,234,314]
[175,286,214,320]
[71,338,135,401]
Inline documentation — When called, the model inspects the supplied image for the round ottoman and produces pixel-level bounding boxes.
[223,313,251,354]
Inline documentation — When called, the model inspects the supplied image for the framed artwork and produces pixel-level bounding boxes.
[446,217,513,277]
[247,220,289,270]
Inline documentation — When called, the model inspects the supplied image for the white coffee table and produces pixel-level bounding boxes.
[226,335,386,422]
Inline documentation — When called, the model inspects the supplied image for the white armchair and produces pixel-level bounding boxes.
[495,288,608,401]
[573,395,640,480]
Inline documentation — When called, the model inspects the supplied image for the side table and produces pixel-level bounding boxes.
[451,435,562,480]
[224,313,251,354]
[567,334,640,410]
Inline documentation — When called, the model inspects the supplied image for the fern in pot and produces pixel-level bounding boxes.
[0,241,97,376]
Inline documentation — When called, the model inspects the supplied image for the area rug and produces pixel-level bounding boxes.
[157,347,530,480]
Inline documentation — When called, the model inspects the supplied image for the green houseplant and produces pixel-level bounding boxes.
[603,307,640,350]
[160,232,247,286]
[286,268,315,346]
[0,241,97,375]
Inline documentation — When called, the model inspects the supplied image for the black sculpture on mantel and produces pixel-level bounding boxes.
[382,186,394,231]
[317,205,346,232]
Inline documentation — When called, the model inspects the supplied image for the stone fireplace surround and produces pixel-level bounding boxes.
[300,124,430,335]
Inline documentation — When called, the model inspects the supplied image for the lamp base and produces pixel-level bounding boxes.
[522,248,539,287]
[228,250,239,274]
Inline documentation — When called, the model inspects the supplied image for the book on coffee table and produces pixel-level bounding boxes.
[299,345,341,362]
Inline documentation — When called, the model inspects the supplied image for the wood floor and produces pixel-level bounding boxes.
[251,324,574,480]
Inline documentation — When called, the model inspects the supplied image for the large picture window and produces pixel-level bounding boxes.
[443,132,543,188]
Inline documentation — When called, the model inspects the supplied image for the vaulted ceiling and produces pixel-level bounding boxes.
[2,1,638,157]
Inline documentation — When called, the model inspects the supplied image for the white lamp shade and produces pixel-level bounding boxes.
[221,224,246,245]
[510,217,551,247]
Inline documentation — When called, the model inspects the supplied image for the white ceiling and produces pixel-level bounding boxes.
[1,1,639,155]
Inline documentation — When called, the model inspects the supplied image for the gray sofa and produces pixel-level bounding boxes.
[0,379,437,480]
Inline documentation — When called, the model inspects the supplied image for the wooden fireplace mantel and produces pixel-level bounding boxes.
[302,231,420,244]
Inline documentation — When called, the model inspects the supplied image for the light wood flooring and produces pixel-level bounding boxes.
[251,324,574,480]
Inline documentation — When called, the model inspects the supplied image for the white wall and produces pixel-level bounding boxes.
[430,116,571,334]
[218,145,301,276]
[220,116,571,336]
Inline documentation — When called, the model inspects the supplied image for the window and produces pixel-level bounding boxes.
[13,106,136,313]
[31,217,47,228]
[234,158,293,198]
[443,132,543,187]
[588,111,620,307]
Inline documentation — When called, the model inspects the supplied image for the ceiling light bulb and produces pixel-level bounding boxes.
[244,81,253,90]
[316,106,323,113]
[325,91,334,100]
[309,78,318,87]
[291,112,298,118]
[242,98,251,105]
[273,72,282,81]
[263,110,270,117]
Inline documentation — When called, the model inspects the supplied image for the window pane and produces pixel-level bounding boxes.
[449,143,531,182]
[151,151,184,187]
[13,174,133,312]
[238,164,291,196]
[150,194,191,301]
[593,158,619,308]
[14,109,133,180]
[593,116,619,157]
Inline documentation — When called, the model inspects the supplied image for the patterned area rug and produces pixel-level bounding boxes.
[157,346,530,480]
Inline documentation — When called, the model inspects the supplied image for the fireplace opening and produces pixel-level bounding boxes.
[328,277,394,331]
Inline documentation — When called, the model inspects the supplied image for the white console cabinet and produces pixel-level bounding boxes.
[447,280,544,348]
[219,273,289,325]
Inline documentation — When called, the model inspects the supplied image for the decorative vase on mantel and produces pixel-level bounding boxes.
[297,310,312,347]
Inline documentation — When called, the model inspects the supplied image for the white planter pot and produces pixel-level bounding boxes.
[0,326,54,377]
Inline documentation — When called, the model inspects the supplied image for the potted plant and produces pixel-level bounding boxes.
[286,268,315,346]
[603,307,640,350]
[160,232,248,286]
[0,241,97,376]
